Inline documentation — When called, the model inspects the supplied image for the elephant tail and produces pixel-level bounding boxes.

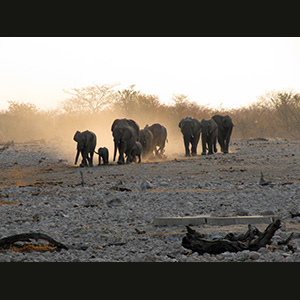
[94,150,99,155]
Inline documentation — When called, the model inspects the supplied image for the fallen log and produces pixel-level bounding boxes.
[0,232,68,252]
[182,219,281,255]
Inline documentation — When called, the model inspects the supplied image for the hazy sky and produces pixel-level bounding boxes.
[1,37,300,111]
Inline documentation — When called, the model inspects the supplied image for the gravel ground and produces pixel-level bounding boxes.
[1,139,300,262]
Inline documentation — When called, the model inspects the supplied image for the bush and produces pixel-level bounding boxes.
[1,86,300,148]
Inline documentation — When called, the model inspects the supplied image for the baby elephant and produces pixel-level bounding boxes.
[128,141,142,163]
[95,147,109,165]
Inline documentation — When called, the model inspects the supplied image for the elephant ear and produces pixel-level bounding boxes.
[84,131,94,146]
[178,119,184,128]
[127,119,140,139]
[111,119,120,132]
[216,118,224,131]
[73,131,81,142]
[222,117,232,129]
[123,127,133,140]
[225,115,234,127]
[192,118,201,131]
[210,119,218,132]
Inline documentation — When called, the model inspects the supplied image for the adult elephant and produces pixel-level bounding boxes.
[178,117,201,157]
[144,123,167,157]
[139,128,154,158]
[111,118,140,164]
[212,114,234,153]
[200,118,218,155]
[73,130,97,167]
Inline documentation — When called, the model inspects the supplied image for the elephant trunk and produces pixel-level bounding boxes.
[113,140,117,161]
[75,149,80,165]
[201,131,207,155]
[183,134,191,155]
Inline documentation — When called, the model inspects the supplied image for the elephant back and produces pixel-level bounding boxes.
[145,123,167,140]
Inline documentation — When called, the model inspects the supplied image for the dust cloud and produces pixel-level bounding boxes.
[3,88,299,165]
[0,107,186,165]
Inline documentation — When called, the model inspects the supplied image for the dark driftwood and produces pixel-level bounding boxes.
[0,232,68,251]
[182,219,281,255]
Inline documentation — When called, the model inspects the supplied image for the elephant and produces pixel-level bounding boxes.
[212,114,234,154]
[95,147,109,165]
[73,130,97,167]
[127,141,142,163]
[139,128,154,158]
[200,118,218,155]
[178,117,201,156]
[111,118,140,164]
[144,123,167,157]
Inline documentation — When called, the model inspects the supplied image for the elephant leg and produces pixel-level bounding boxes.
[223,141,229,154]
[201,137,207,155]
[207,139,214,155]
[192,135,200,156]
[218,132,225,153]
[125,151,133,164]
[103,154,108,165]
[223,128,232,153]
[117,148,123,164]
[183,136,191,157]
[213,135,218,153]
[89,151,94,167]
[117,142,126,164]
[191,138,198,156]
[80,149,89,167]
[118,153,125,164]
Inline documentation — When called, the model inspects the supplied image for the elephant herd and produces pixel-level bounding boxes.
[179,114,234,157]
[73,115,233,167]
[73,119,167,167]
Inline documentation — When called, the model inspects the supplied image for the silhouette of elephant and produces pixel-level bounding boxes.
[73,130,97,167]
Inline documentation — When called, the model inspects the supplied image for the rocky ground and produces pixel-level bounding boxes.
[1,139,300,262]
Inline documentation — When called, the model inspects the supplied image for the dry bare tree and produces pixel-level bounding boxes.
[62,83,120,113]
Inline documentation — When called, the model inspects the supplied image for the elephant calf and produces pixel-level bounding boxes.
[127,141,142,163]
[95,147,109,165]
[139,128,154,159]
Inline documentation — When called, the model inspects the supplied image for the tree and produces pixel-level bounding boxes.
[62,83,119,113]
[6,101,39,116]
[3,101,44,141]
[259,90,300,139]
[113,84,140,116]
[170,94,212,121]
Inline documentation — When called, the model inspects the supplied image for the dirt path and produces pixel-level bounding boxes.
[1,139,300,261]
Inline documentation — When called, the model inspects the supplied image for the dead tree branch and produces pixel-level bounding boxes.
[182,219,281,255]
[0,232,68,252]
